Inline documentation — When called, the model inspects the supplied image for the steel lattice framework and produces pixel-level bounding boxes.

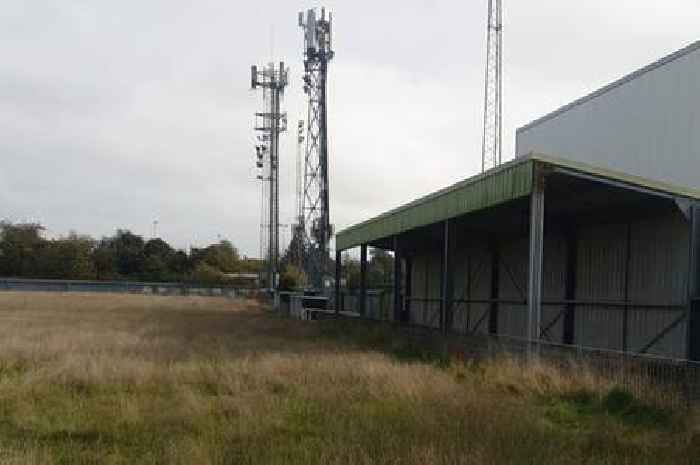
[481,0,503,172]
[299,7,334,289]
[251,62,288,290]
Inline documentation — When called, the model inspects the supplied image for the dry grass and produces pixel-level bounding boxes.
[0,292,697,464]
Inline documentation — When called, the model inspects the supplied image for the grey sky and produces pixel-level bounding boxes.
[2,1,698,257]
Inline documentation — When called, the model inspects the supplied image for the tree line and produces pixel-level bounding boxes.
[0,222,261,285]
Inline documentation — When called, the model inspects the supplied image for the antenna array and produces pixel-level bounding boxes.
[251,62,288,289]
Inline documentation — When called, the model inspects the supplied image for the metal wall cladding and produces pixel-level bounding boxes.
[575,210,689,358]
[498,237,529,339]
[517,43,700,192]
[404,205,690,359]
[452,240,492,335]
[575,222,628,351]
[541,233,568,343]
[410,251,441,328]
[627,211,689,358]
[336,160,533,251]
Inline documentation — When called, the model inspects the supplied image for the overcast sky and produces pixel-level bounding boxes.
[2,1,699,257]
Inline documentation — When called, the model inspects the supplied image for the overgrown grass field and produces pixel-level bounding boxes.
[0,292,698,464]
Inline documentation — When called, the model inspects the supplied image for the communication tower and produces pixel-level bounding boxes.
[481,0,503,172]
[294,120,305,269]
[251,62,288,290]
[299,7,334,289]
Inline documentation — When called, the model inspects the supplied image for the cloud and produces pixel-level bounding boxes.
[1,0,698,256]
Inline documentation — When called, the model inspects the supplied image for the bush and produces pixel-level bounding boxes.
[190,262,225,285]
[279,264,306,290]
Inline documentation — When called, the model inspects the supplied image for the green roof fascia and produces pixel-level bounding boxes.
[336,152,700,252]
[335,157,535,251]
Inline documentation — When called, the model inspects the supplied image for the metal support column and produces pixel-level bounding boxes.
[404,256,413,323]
[488,240,500,335]
[527,168,546,356]
[442,220,456,334]
[360,244,368,317]
[563,227,577,345]
[393,236,402,322]
[335,249,342,314]
[686,205,700,360]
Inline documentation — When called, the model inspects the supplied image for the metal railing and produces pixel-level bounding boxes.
[0,278,256,298]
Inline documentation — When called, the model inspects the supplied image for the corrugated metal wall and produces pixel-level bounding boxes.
[541,233,568,343]
[516,43,700,193]
[452,241,492,335]
[410,251,441,328]
[498,238,528,339]
[406,209,690,358]
[574,211,689,358]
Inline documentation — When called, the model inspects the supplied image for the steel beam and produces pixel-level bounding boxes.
[527,168,546,356]
[441,220,456,334]
[552,166,681,202]
[335,249,342,314]
[360,244,368,317]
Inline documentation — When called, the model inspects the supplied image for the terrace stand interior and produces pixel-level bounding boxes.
[335,155,700,361]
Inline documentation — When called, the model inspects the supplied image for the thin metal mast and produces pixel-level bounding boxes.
[299,7,334,289]
[294,119,305,269]
[251,62,288,290]
[481,0,503,172]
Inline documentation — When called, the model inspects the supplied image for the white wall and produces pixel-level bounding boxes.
[516,42,700,191]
